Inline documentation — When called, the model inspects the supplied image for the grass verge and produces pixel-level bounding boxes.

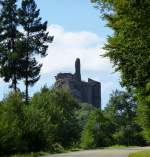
[11,153,38,157]
[10,152,48,157]
[108,145,129,149]
[129,150,150,157]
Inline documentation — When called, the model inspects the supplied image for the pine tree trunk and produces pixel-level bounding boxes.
[25,26,30,104]
[12,72,17,92]
[25,51,29,103]
[11,28,17,92]
[25,80,28,103]
[14,75,17,92]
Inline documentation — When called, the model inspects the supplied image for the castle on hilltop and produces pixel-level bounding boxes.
[55,58,101,108]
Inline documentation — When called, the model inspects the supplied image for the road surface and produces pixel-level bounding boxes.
[42,147,150,157]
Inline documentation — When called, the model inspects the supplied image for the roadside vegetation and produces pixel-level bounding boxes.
[11,153,41,157]
[108,145,129,149]
[0,87,80,156]
[0,87,147,156]
[129,150,150,157]
[80,90,146,149]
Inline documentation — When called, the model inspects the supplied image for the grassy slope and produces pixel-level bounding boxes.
[129,150,150,157]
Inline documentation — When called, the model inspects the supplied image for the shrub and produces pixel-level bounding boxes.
[104,90,146,146]
[77,103,95,131]
[0,92,25,155]
[80,109,113,149]
[50,143,65,153]
[136,83,150,143]
[31,87,80,148]
[0,88,80,155]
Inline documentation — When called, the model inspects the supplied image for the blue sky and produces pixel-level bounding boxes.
[0,0,122,108]
[36,0,112,36]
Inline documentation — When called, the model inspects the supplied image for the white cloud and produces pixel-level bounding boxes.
[0,24,122,106]
[40,24,123,107]
[41,24,112,74]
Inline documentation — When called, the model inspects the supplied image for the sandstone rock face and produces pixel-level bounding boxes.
[55,58,101,108]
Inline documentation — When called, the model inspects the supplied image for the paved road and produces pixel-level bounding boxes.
[42,147,150,157]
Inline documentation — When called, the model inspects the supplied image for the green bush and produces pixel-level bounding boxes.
[50,143,65,153]
[80,109,113,149]
[137,83,150,143]
[104,90,146,146]
[0,87,80,155]
[77,103,95,130]
[31,87,80,148]
[0,92,25,155]
[21,102,53,152]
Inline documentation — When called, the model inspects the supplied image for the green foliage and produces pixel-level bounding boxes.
[136,83,150,142]
[31,87,80,148]
[0,92,25,155]
[50,143,65,153]
[104,90,145,146]
[104,90,137,125]
[92,0,150,89]
[92,0,150,144]
[80,109,113,149]
[109,145,128,148]
[77,103,95,131]
[21,101,53,152]
[113,125,143,146]
[0,88,79,155]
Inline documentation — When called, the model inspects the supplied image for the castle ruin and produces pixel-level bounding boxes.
[55,58,101,108]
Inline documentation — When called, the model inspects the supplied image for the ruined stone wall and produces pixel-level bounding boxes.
[55,58,101,108]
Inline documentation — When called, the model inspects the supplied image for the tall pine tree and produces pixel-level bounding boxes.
[18,0,53,102]
[0,0,22,91]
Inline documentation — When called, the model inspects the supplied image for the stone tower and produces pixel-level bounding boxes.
[55,58,101,109]
[74,58,81,81]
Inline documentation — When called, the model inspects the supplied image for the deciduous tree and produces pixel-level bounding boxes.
[91,0,150,142]
[104,90,145,145]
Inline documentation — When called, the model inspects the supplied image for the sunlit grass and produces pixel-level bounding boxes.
[108,145,129,148]
[129,150,150,157]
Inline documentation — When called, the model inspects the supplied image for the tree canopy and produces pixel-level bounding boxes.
[91,0,150,142]
[104,90,145,145]
[91,0,150,89]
